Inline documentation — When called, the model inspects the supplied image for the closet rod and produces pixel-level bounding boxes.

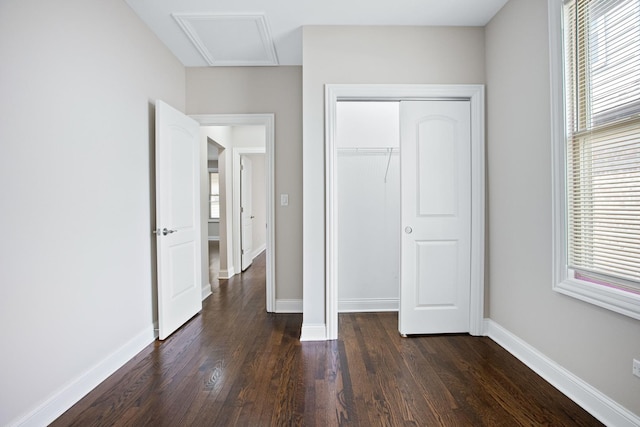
[336,147,399,153]
[336,147,397,183]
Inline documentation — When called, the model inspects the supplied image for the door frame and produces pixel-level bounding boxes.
[325,84,485,339]
[234,148,265,272]
[191,113,276,313]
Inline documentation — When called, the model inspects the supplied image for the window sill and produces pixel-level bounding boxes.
[554,277,640,320]
[208,219,220,223]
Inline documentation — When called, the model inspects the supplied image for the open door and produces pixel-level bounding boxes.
[399,100,472,335]
[155,100,202,340]
[240,155,253,271]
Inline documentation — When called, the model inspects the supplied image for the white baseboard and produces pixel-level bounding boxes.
[207,236,219,241]
[300,323,327,341]
[201,283,212,300]
[275,299,302,313]
[219,267,235,280]
[251,244,266,260]
[338,298,399,313]
[10,326,155,427]
[485,319,640,427]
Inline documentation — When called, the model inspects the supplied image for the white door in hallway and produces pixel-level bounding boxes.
[240,155,253,271]
[155,100,202,340]
[399,100,471,335]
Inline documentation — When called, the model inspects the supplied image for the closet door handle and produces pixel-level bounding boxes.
[404,226,413,234]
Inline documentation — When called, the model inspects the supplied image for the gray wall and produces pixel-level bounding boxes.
[186,67,303,300]
[301,25,486,328]
[208,222,219,239]
[0,0,185,424]
[486,0,640,415]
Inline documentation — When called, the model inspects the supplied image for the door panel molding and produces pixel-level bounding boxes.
[323,84,485,340]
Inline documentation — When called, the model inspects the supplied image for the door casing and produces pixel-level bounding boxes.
[324,84,485,340]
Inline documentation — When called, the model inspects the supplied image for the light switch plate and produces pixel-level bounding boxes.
[280,194,289,206]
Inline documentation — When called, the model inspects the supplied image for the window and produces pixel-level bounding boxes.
[209,171,220,220]
[550,0,640,319]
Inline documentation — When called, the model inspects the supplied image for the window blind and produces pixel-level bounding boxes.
[564,0,640,293]
[209,172,220,219]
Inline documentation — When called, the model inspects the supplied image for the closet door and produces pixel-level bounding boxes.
[399,100,471,335]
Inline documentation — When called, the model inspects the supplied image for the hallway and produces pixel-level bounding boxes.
[209,240,220,286]
[52,252,601,426]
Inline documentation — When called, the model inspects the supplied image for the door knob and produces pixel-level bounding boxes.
[162,228,177,236]
[404,226,413,234]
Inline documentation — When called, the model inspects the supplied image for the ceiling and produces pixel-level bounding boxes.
[125,0,509,67]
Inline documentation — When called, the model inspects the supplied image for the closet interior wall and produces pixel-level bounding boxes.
[336,101,401,312]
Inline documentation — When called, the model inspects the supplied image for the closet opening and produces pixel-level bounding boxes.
[335,101,401,313]
[323,84,485,341]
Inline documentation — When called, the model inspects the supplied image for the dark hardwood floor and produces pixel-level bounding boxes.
[53,253,602,426]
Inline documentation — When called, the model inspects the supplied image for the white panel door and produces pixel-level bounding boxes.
[399,100,471,335]
[156,100,202,340]
[240,156,253,271]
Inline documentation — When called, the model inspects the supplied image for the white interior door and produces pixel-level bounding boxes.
[399,100,471,335]
[155,100,202,340]
[240,155,253,271]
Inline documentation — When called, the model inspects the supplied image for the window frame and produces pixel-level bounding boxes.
[549,0,640,320]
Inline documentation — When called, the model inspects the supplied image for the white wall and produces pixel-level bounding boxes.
[337,152,400,309]
[186,67,303,300]
[302,26,486,332]
[486,0,640,417]
[336,102,400,149]
[0,0,185,425]
[232,126,265,148]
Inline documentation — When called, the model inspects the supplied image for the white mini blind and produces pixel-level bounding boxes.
[209,172,220,219]
[564,0,640,293]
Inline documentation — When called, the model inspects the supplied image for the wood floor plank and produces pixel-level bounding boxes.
[52,252,603,426]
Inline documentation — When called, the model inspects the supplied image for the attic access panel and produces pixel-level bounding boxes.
[173,13,278,66]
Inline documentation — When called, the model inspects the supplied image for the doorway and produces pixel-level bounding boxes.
[206,142,222,288]
[238,151,267,272]
[325,84,485,340]
[192,114,276,313]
